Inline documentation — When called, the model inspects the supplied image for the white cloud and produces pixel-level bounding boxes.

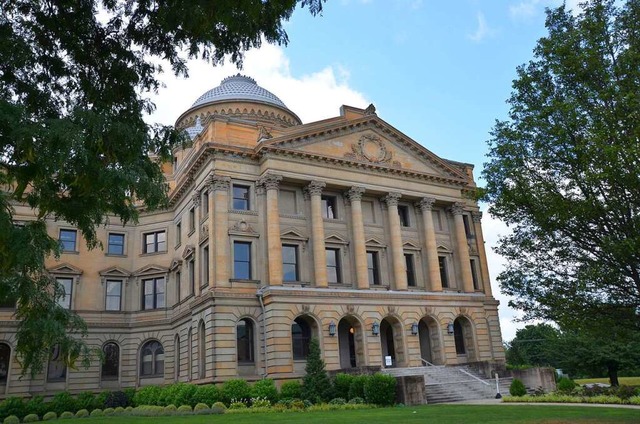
[148,43,368,126]
[509,0,586,20]
[468,12,494,43]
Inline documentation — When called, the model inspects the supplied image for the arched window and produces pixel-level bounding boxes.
[292,317,312,360]
[140,340,164,377]
[174,335,181,379]
[47,344,67,382]
[237,319,254,363]
[198,321,206,378]
[0,343,10,386]
[454,319,466,355]
[101,342,119,380]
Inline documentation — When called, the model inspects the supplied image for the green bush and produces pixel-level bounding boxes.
[104,391,129,409]
[50,392,78,416]
[22,414,39,423]
[74,409,89,418]
[252,379,278,403]
[348,375,368,400]
[210,406,225,415]
[59,412,74,419]
[279,380,302,400]
[113,407,125,415]
[26,396,47,418]
[90,409,103,417]
[42,412,57,421]
[2,415,19,424]
[333,374,354,400]
[193,403,208,412]
[556,377,576,394]
[103,407,115,416]
[123,388,136,406]
[131,406,164,416]
[76,392,95,411]
[510,379,527,397]
[212,402,227,410]
[614,385,637,400]
[163,404,177,414]
[250,398,270,408]
[133,385,163,406]
[329,398,346,405]
[0,397,26,421]
[228,401,246,410]
[348,396,364,404]
[176,405,192,415]
[290,400,306,410]
[174,384,198,407]
[301,339,332,403]
[363,373,396,406]
[193,385,220,406]
[221,379,252,405]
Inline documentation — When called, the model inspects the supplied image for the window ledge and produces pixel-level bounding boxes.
[140,251,167,257]
[105,253,127,258]
[61,250,79,255]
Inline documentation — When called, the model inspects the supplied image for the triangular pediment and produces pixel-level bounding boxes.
[403,240,421,250]
[98,266,131,277]
[281,228,307,241]
[437,244,452,253]
[48,263,83,275]
[325,233,349,245]
[169,259,183,271]
[260,116,468,182]
[365,237,386,248]
[133,264,169,277]
[182,244,195,259]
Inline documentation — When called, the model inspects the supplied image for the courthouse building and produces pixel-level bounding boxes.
[0,75,504,396]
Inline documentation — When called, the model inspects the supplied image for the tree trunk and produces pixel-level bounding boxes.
[607,363,619,387]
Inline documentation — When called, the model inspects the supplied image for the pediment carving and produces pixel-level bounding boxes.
[133,264,169,277]
[98,266,131,277]
[229,220,259,237]
[48,263,83,275]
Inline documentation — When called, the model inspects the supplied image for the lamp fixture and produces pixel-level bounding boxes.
[447,322,455,335]
[372,321,380,336]
[329,321,336,337]
[411,322,419,335]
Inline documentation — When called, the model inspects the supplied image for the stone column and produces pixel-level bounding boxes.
[417,197,442,292]
[449,202,474,293]
[211,175,231,288]
[207,177,216,289]
[382,192,407,291]
[472,211,493,296]
[191,191,202,295]
[305,181,327,288]
[260,173,283,286]
[346,186,368,289]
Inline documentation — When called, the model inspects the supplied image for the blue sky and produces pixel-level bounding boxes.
[151,0,581,341]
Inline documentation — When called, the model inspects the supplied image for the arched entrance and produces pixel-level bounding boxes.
[418,316,443,365]
[338,317,363,369]
[379,317,406,368]
[453,316,477,362]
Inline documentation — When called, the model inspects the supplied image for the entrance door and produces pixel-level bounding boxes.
[338,319,358,368]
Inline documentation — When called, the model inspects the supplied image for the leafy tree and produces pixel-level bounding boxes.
[301,338,332,403]
[505,323,560,368]
[0,0,325,376]
[482,1,640,333]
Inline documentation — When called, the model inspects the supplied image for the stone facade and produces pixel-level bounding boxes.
[0,75,505,398]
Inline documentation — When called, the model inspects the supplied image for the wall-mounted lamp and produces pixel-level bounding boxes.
[372,321,380,336]
[411,322,419,336]
[447,322,455,335]
[329,321,336,337]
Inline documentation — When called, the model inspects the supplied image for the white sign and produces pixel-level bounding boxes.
[385,355,392,367]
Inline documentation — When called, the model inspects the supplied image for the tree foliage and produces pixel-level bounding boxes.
[301,338,332,403]
[482,0,640,331]
[0,0,325,376]
[505,323,560,368]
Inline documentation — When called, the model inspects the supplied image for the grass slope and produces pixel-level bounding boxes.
[575,377,640,386]
[81,405,639,424]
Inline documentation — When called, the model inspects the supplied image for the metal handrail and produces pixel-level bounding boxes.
[459,368,490,386]
[420,358,435,366]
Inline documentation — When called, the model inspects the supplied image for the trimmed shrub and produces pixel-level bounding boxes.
[26,396,47,418]
[510,379,527,397]
[363,373,396,406]
[176,405,192,415]
[212,402,227,410]
[557,377,576,394]
[76,392,96,412]
[123,388,136,406]
[59,412,74,419]
[163,404,177,414]
[228,401,246,410]
[50,392,77,416]
[615,385,637,400]
[125,406,133,412]
[174,384,198,407]
[210,406,225,415]
[131,406,164,416]
[290,400,306,410]
[74,409,89,418]
[252,379,278,403]
[333,373,354,400]
[90,409,103,417]
[193,385,220,406]
[348,396,364,404]
[104,391,129,409]
[329,398,346,405]
[348,375,368,400]
[113,407,125,415]
[22,414,39,423]
[250,398,271,408]
[301,339,332,403]
[193,403,210,415]
[279,380,302,400]
[221,380,252,405]
[0,397,26,422]
[133,385,163,406]
[42,412,57,421]
[2,416,19,424]
[103,408,115,416]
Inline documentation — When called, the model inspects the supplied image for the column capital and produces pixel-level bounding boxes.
[345,186,365,203]
[258,173,283,191]
[208,174,231,191]
[416,197,436,211]
[472,211,483,223]
[304,180,326,197]
[191,190,201,207]
[448,202,465,216]
[381,192,402,208]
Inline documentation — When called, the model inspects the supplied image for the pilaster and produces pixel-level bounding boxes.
[472,211,492,296]
[346,186,368,289]
[305,181,328,288]
[382,192,407,291]
[417,197,442,291]
[259,173,283,286]
[210,174,231,288]
[449,202,474,293]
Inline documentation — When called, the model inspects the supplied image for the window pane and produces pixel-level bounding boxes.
[157,232,166,251]
[101,343,119,380]
[233,186,250,210]
[107,233,125,255]
[439,256,449,288]
[106,280,121,311]
[326,249,337,266]
[283,265,297,282]
[56,278,72,309]
[234,242,250,261]
[59,230,76,251]
[233,242,251,279]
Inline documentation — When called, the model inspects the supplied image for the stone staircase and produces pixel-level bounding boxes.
[382,365,513,404]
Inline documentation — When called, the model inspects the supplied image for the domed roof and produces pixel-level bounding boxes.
[191,74,289,110]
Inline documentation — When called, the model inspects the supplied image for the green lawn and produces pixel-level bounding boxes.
[78,405,640,424]
[575,377,640,386]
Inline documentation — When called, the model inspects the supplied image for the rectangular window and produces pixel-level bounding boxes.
[56,278,73,309]
[105,280,122,311]
[282,244,299,282]
[202,245,209,287]
[233,185,250,210]
[398,205,410,227]
[175,221,182,247]
[405,254,416,287]
[438,256,449,288]
[189,208,195,232]
[142,277,165,310]
[202,190,209,216]
[233,241,252,279]
[144,230,166,254]
[470,259,480,290]
[326,248,341,284]
[188,259,195,295]
[321,195,338,219]
[367,251,380,285]
[59,229,77,252]
[107,233,125,255]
